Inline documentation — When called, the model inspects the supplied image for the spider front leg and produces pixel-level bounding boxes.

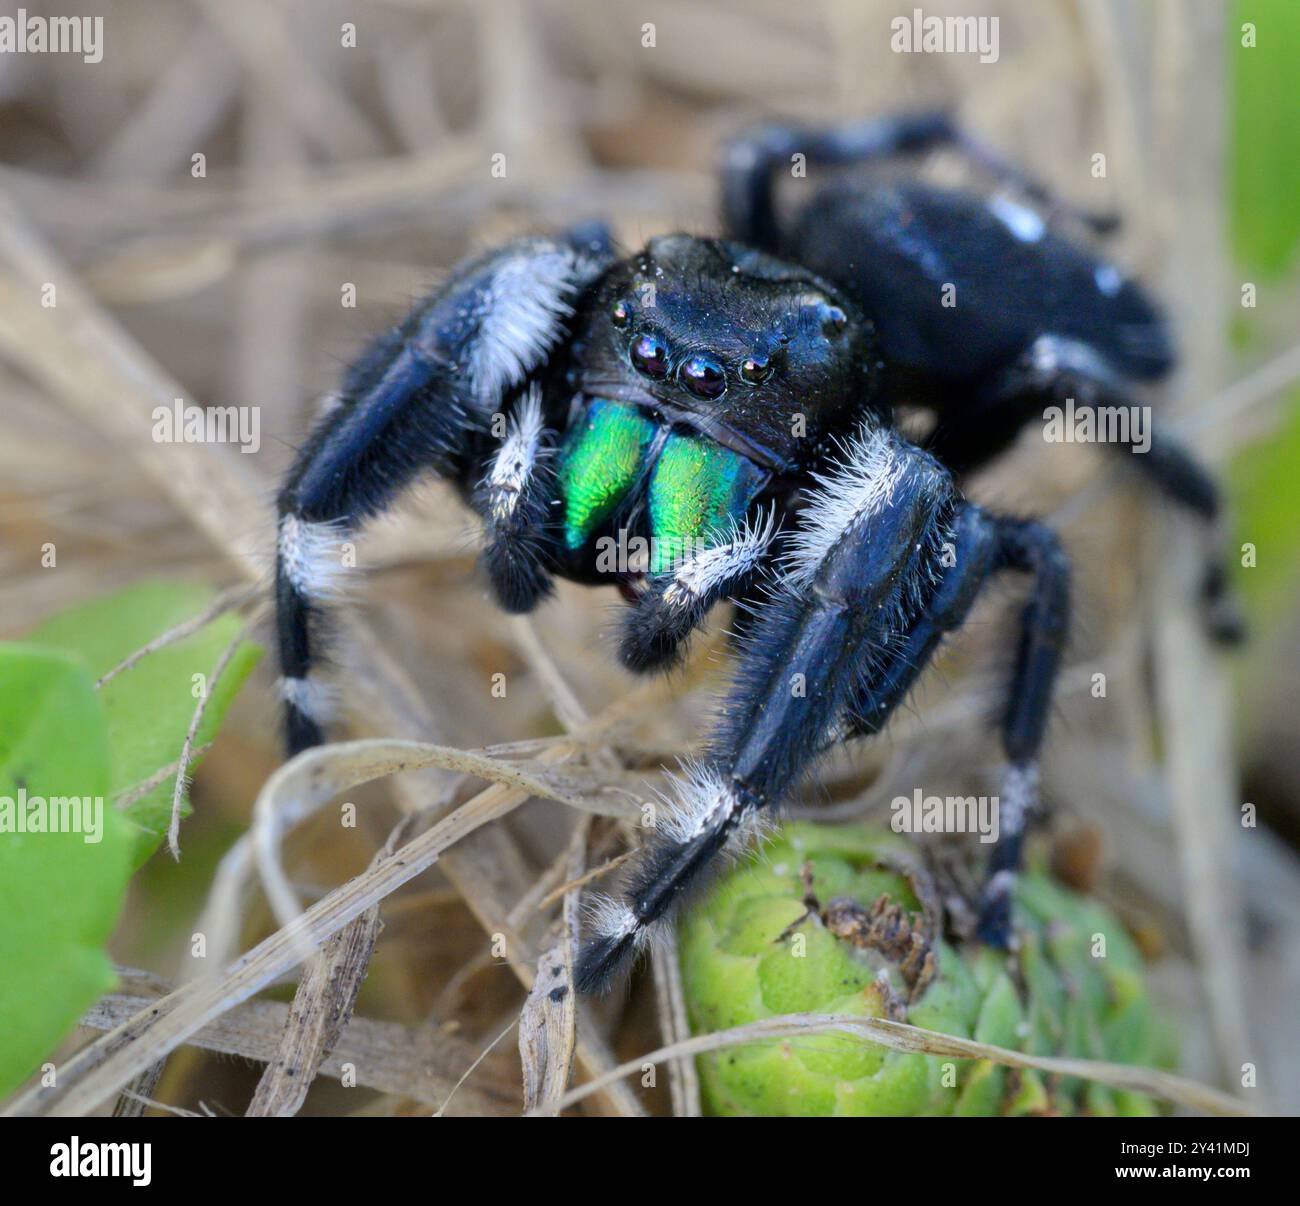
[276,234,609,753]
[576,420,1074,990]
[576,421,959,991]
[471,384,560,614]
[618,507,779,672]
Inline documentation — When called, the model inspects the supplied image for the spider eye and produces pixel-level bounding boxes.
[611,299,631,328]
[822,305,848,336]
[629,332,670,379]
[740,354,772,385]
[679,354,726,399]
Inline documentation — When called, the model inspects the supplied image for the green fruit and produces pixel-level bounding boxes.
[679,821,1172,1116]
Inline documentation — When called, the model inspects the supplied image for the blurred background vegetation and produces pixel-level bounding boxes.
[0,0,1296,1115]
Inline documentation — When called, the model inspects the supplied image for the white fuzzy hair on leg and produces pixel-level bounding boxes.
[277,675,338,726]
[584,893,652,950]
[467,244,604,406]
[484,385,546,522]
[661,506,777,611]
[583,791,773,958]
[652,762,741,844]
[998,761,1040,838]
[784,420,907,590]
[650,761,774,853]
[277,514,352,602]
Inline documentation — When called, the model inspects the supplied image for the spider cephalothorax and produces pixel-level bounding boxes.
[275,113,1240,994]
[574,235,880,472]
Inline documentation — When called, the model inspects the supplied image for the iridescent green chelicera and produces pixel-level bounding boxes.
[557,401,767,569]
[647,432,767,573]
[556,399,656,552]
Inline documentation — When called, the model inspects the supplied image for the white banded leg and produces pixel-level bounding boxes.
[276,237,610,753]
[473,385,559,613]
[619,508,778,671]
[578,420,958,991]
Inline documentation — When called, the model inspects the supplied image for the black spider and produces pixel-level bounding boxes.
[274,113,1240,994]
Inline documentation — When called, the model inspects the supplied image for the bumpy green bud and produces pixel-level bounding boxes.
[679,821,1173,1116]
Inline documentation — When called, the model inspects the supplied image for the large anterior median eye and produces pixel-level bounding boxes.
[739,354,772,385]
[679,354,726,399]
[629,332,670,379]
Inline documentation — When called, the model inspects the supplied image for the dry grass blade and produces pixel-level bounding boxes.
[535,850,635,910]
[651,930,701,1117]
[543,1013,1256,1119]
[241,738,595,968]
[435,1021,518,1118]
[168,608,263,858]
[246,903,383,1116]
[113,744,212,811]
[518,817,588,1115]
[16,777,531,1116]
[519,940,578,1115]
[0,192,266,572]
[112,1064,166,1119]
[246,811,430,1117]
[1181,340,1300,439]
[80,986,515,1114]
[193,0,383,160]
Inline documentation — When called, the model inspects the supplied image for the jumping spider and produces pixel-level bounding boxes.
[275,114,1239,993]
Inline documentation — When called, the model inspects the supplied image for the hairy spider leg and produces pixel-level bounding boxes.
[834,504,1068,945]
[974,516,1071,945]
[472,383,561,614]
[925,334,1244,644]
[575,419,959,992]
[720,111,1118,252]
[575,420,1077,987]
[843,503,1001,738]
[275,236,610,754]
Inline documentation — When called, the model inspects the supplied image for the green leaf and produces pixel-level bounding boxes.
[1230,391,1300,629]
[27,580,262,863]
[1229,0,1300,275]
[0,645,133,1097]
